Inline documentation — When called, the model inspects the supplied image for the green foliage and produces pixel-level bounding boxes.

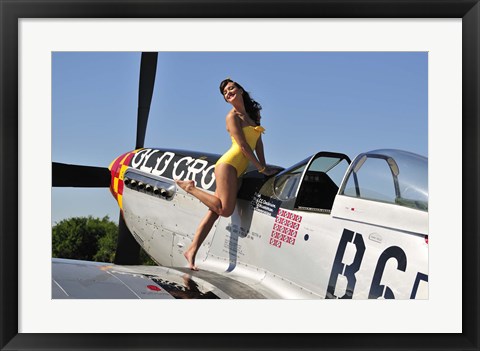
[139,249,157,266]
[52,216,155,265]
[92,220,118,263]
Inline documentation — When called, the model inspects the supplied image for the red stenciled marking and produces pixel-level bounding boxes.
[269,237,282,248]
[270,209,303,248]
[351,208,355,211]
[147,285,161,291]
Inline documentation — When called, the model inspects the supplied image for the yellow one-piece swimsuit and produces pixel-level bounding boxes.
[215,125,265,177]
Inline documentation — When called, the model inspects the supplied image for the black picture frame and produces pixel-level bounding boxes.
[1,1,478,350]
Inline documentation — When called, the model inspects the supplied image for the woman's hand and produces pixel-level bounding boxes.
[260,166,277,176]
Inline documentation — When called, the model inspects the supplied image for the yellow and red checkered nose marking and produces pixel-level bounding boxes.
[109,150,141,209]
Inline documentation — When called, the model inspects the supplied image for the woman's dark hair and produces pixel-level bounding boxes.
[219,79,262,125]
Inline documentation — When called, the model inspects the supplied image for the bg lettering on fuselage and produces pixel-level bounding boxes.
[131,149,216,191]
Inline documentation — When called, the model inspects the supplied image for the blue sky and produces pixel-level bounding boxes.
[52,51,427,224]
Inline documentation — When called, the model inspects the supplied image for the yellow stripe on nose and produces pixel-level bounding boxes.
[120,153,130,164]
[119,165,129,180]
[114,177,119,193]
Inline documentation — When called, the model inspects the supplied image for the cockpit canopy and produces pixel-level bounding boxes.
[340,149,428,211]
[258,149,428,214]
[259,152,351,213]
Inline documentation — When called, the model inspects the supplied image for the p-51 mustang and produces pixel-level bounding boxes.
[52,53,428,299]
[104,146,428,299]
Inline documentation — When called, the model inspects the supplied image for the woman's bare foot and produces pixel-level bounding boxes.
[175,179,195,193]
[183,249,199,271]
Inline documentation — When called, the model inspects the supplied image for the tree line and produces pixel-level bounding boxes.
[52,216,155,265]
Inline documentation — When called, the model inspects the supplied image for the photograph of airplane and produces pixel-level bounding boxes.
[52,51,428,299]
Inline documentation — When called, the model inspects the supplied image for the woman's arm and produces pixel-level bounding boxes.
[254,134,277,176]
[255,136,266,168]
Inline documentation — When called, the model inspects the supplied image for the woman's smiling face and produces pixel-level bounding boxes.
[223,82,242,103]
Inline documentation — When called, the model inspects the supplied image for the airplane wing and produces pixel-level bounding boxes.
[52,258,265,299]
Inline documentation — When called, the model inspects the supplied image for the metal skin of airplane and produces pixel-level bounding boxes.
[103,146,428,300]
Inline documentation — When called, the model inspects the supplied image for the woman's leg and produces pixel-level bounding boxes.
[177,163,238,270]
[184,209,219,270]
[176,163,238,217]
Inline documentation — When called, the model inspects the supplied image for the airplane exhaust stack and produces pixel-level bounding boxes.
[164,185,175,198]
[122,169,175,200]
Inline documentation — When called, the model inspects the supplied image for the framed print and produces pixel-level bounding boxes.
[2,0,479,350]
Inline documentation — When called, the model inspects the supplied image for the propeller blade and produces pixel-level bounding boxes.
[52,162,110,187]
[114,213,141,265]
[135,52,158,149]
[116,52,158,265]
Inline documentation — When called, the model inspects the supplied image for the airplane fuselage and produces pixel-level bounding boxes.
[109,148,429,299]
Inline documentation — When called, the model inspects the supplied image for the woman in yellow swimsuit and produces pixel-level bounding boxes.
[176,79,276,270]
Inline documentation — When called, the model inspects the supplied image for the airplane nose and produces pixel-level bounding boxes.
[109,150,139,208]
[109,154,123,178]
[109,154,125,204]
